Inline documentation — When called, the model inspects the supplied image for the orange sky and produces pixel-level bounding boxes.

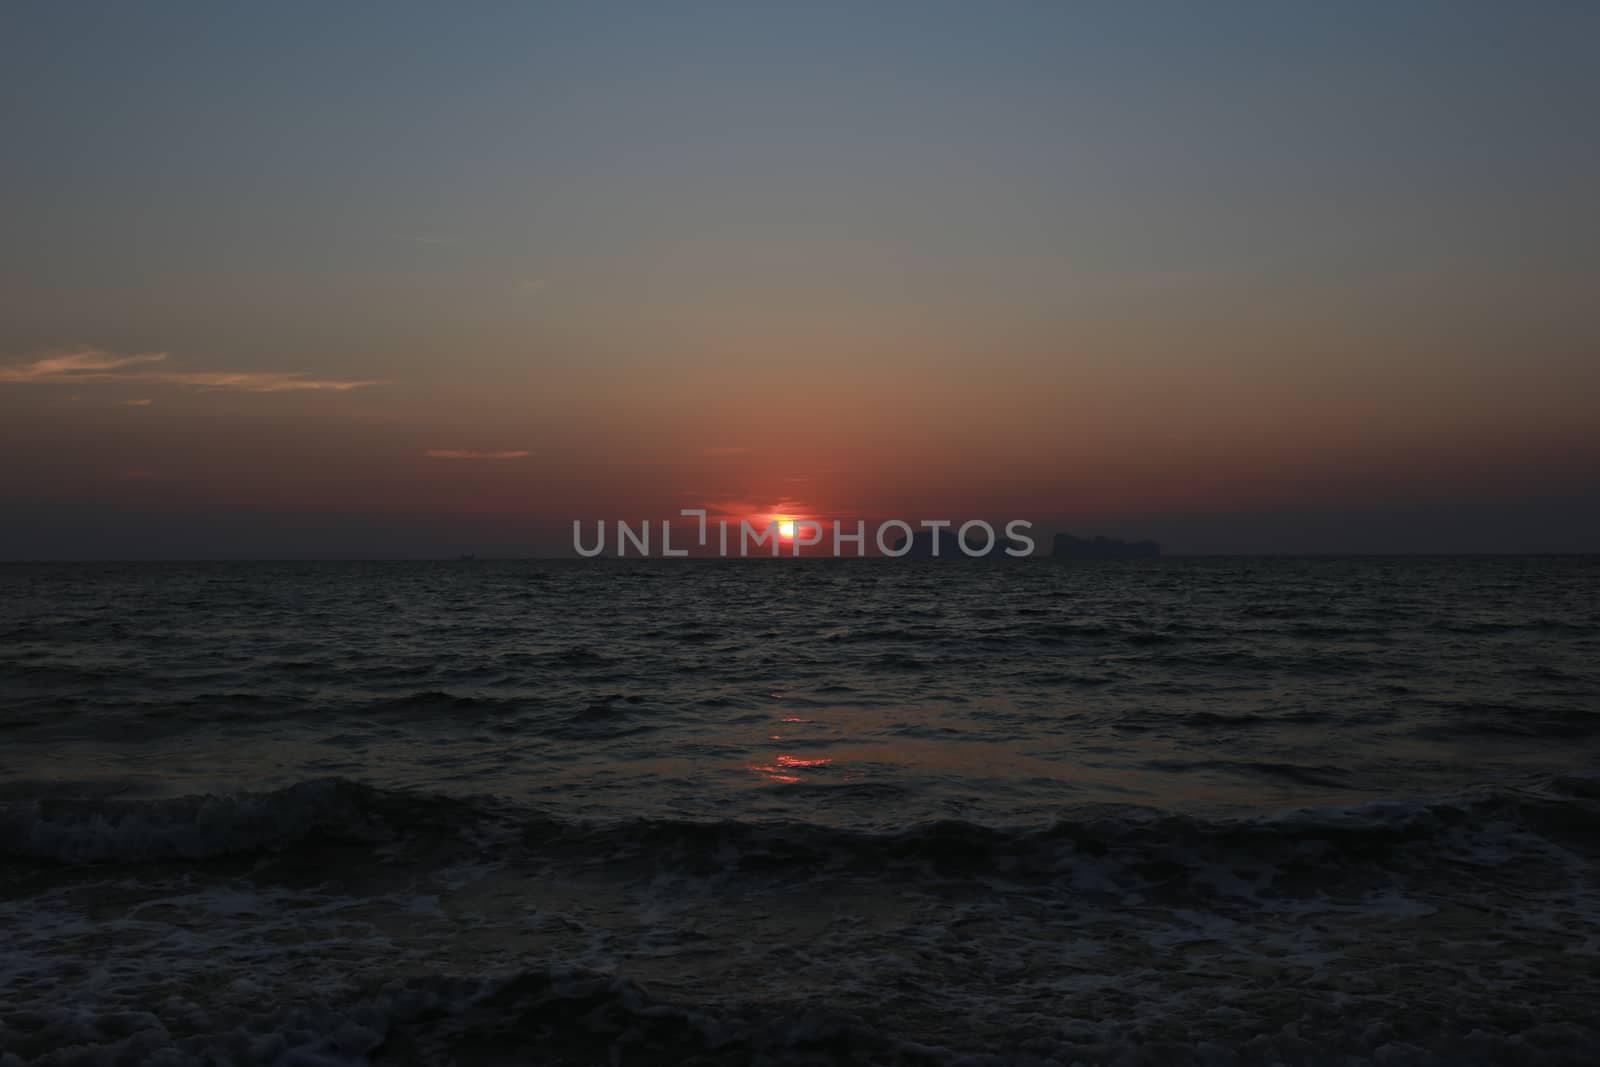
[2,5,1598,555]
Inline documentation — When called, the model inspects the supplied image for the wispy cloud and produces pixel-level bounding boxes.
[390,233,458,246]
[0,349,381,392]
[699,497,816,520]
[0,350,166,382]
[149,370,380,392]
[122,398,153,406]
[424,449,531,460]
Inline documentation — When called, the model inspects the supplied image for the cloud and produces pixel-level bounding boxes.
[122,398,153,406]
[424,449,531,460]
[0,350,167,382]
[699,497,816,520]
[147,370,379,392]
[701,445,749,456]
[0,349,381,392]
[390,233,458,246]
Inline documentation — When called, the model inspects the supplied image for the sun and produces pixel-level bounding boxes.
[778,519,796,539]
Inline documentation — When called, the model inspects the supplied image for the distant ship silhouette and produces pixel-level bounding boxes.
[1051,532,1161,558]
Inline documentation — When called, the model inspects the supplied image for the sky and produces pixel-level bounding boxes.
[2,1,1597,557]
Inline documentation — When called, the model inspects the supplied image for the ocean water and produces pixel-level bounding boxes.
[2,557,1598,1065]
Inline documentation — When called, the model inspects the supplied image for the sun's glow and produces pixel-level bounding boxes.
[778,519,796,538]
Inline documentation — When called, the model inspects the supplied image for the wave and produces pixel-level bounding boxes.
[0,778,489,864]
[1143,758,1356,788]
[5,777,1600,1065]
[6,957,1600,1066]
[0,962,952,1067]
[6,774,1598,890]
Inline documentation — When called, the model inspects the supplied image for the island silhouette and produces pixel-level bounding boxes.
[1052,532,1161,558]
[884,529,1161,559]
[888,529,1014,558]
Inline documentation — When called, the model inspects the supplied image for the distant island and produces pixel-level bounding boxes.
[1052,532,1161,558]
[883,529,1161,559]
[889,529,1014,559]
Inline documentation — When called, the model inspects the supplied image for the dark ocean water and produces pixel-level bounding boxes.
[2,558,1598,1065]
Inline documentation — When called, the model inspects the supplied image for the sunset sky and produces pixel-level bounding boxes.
[3,2,1597,557]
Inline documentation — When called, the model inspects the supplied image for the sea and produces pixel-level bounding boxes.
[1,557,1598,1065]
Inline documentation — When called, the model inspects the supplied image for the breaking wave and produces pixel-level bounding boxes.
[7,774,1598,888]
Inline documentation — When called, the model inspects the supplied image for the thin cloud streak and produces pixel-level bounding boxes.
[0,350,381,392]
[144,371,380,392]
[390,233,458,246]
[424,449,531,460]
[0,351,166,381]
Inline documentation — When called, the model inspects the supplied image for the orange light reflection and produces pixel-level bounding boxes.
[747,753,834,783]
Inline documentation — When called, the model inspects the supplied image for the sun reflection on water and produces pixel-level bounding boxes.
[747,753,834,783]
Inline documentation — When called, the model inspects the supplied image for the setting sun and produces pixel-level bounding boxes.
[778,520,796,539]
